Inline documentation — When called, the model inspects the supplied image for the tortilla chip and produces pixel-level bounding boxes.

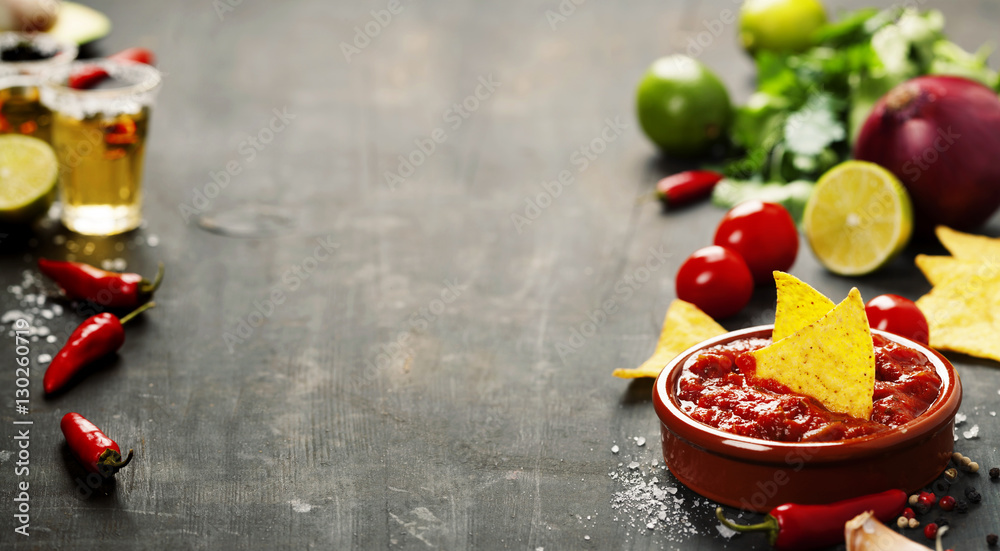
[752,288,875,419]
[613,300,726,379]
[936,226,1000,261]
[917,278,1000,361]
[772,271,836,341]
[915,254,1000,287]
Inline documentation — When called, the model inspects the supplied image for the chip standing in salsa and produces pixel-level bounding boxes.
[676,334,942,442]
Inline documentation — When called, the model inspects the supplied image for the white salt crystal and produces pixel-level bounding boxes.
[717,523,738,539]
[611,445,619,454]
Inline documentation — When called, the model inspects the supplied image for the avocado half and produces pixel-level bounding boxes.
[48,1,111,45]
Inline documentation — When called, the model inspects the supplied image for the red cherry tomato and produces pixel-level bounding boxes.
[865,294,929,345]
[713,201,799,285]
[676,246,754,319]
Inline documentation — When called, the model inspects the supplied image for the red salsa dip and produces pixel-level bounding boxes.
[676,334,942,442]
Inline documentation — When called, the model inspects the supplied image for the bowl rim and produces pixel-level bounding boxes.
[653,325,962,463]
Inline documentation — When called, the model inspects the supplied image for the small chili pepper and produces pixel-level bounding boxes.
[656,170,724,209]
[110,47,156,66]
[715,489,906,550]
[38,258,163,308]
[938,496,955,511]
[61,412,133,476]
[43,302,155,395]
[67,65,109,90]
[924,523,938,539]
[66,47,156,89]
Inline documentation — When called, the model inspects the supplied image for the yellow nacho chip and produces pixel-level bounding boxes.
[917,277,1000,361]
[936,226,1000,261]
[613,300,726,379]
[752,288,875,419]
[772,271,836,341]
[915,229,1000,362]
[915,254,1000,286]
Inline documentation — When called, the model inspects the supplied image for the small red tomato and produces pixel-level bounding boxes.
[865,294,930,345]
[939,495,955,511]
[924,523,938,540]
[713,201,799,285]
[676,246,753,319]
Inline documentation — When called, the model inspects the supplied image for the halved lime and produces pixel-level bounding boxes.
[803,161,913,276]
[0,135,58,224]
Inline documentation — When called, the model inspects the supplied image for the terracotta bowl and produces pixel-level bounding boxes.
[653,325,962,512]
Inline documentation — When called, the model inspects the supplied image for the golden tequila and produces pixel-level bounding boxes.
[52,108,150,235]
[42,58,161,235]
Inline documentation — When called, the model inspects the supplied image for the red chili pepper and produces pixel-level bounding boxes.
[68,65,109,90]
[67,47,156,89]
[43,302,155,395]
[110,47,156,66]
[656,170,724,208]
[715,489,907,550]
[61,412,133,476]
[38,259,163,308]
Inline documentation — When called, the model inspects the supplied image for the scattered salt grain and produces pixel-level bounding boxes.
[1,310,30,324]
[955,412,967,425]
[53,235,65,245]
[147,235,159,247]
[46,335,56,343]
[646,521,656,530]
[628,461,640,470]
[37,354,51,364]
[717,523,739,539]
[583,536,590,541]
[611,445,619,454]
[635,437,646,447]
[963,425,979,439]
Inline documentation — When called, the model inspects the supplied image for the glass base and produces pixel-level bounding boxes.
[60,204,141,235]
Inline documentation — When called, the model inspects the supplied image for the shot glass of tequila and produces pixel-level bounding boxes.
[41,59,162,235]
[0,32,77,142]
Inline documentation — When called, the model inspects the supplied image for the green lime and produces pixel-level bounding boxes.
[635,55,732,158]
[0,135,58,224]
[739,0,827,55]
[802,161,913,276]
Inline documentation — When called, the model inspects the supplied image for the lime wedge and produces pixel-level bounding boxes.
[0,135,58,224]
[803,161,913,276]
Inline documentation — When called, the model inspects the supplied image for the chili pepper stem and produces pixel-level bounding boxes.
[635,191,659,205]
[97,448,134,474]
[715,507,780,545]
[119,302,156,325]
[140,262,165,296]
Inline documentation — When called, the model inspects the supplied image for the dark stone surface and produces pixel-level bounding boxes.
[2,0,999,549]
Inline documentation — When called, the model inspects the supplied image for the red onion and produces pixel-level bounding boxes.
[854,76,1000,232]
